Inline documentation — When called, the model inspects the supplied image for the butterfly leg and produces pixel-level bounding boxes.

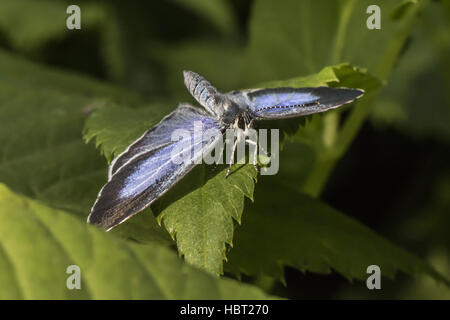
[245,138,259,174]
[225,138,239,178]
[243,118,258,174]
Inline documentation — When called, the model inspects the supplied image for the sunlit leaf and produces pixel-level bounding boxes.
[0,183,274,299]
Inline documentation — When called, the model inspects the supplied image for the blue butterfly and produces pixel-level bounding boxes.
[88,71,364,230]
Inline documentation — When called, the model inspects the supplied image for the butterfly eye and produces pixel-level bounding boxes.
[221,101,239,123]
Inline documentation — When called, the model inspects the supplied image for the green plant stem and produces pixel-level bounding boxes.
[302,0,429,197]
[301,150,338,196]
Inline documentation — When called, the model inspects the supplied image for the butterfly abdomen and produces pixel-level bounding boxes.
[183,70,221,116]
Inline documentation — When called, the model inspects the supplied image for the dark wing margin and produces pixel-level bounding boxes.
[88,104,223,231]
[245,87,364,120]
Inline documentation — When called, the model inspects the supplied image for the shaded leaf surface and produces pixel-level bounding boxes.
[225,179,449,285]
[0,183,274,299]
[0,49,138,215]
[158,164,257,276]
[372,2,450,141]
[0,0,102,51]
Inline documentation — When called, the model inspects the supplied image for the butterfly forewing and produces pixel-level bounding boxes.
[88,104,223,230]
[244,87,364,120]
[109,104,218,178]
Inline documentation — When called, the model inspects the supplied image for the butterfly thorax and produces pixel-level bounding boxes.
[220,98,244,126]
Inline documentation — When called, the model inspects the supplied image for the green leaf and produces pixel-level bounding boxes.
[170,0,238,35]
[0,183,274,299]
[83,103,168,163]
[258,64,339,88]
[0,86,105,215]
[245,0,427,82]
[391,0,419,20]
[110,208,174,246]
[0,49,138,215]
[372,1,450,142]
[0,0,106,52]
[254,64,381,195]
[157,164,257,276]
[0,49,139,103]
[225,179,450,286]
[244,0,429,196]
[152,41,246,102]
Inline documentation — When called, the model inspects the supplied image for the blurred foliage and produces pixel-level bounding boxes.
[225,180,447,285]
[372,0,450,142]
[0,183,273,299]
[0,0,448,299]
